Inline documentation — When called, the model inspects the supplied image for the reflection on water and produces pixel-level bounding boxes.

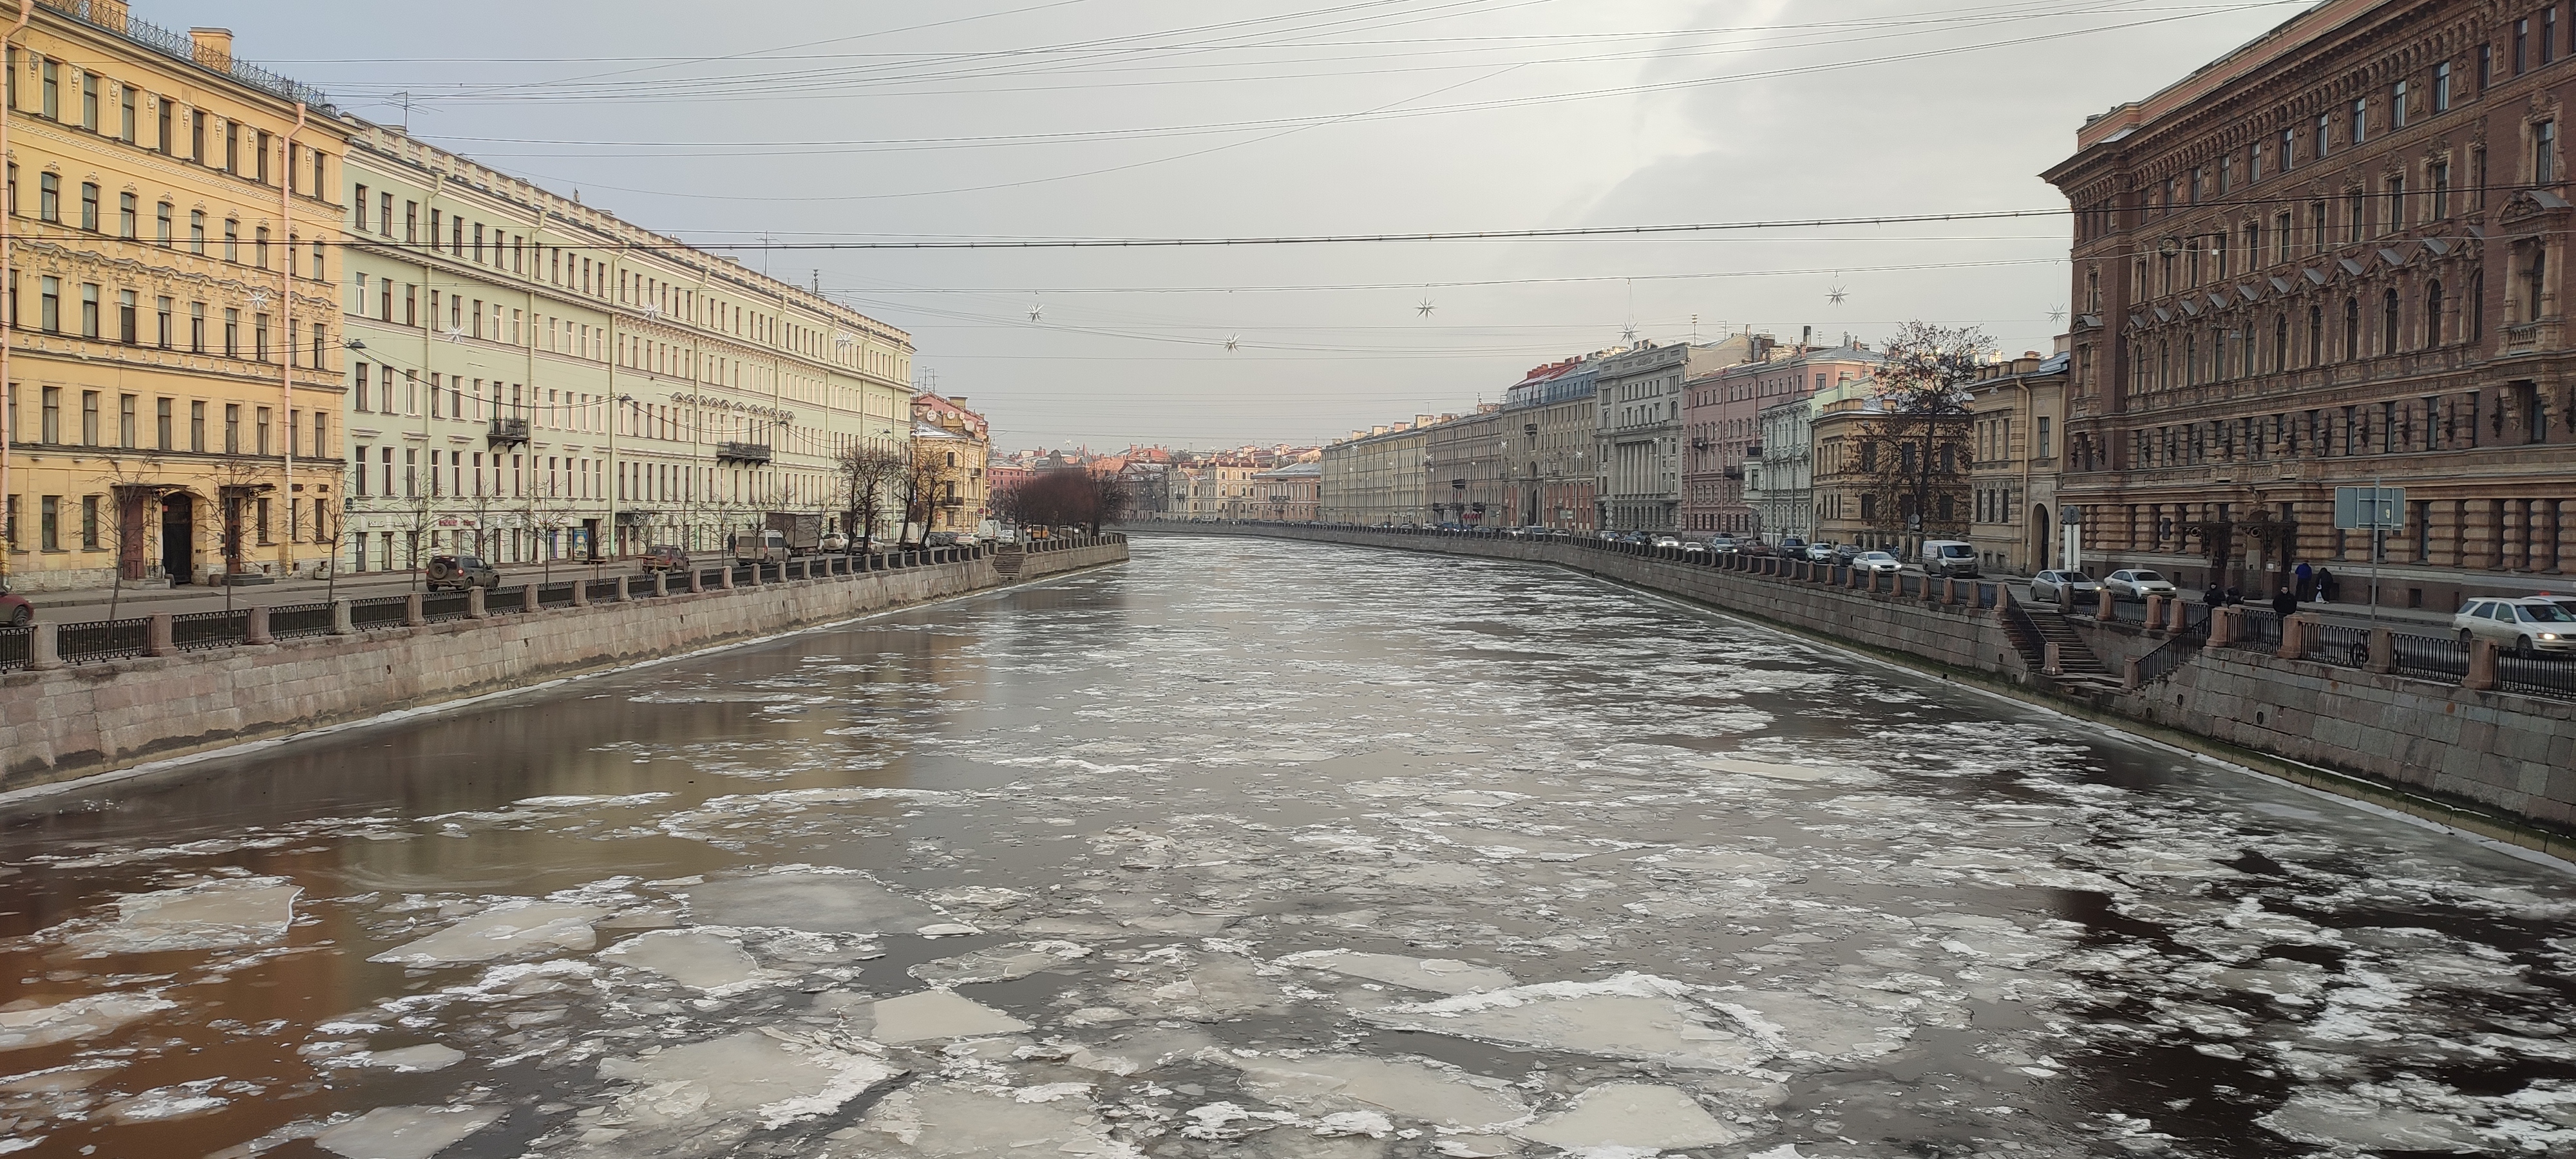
[2,537,2571,1158]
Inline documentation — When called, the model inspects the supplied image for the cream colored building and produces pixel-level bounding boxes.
[1967,348,2069,575]
[3,13,354,590]
[336,121,913,572]
[911,392,987,534]
[1320,418,1441,525]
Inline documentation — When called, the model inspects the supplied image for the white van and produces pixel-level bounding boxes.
[1920,540,1980,578]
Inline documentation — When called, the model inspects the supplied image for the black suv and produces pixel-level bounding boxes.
[426,554,500,591]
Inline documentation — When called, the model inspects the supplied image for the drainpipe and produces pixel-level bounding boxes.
[0,0,32,581]
[2017,377,2034,574]
[278,101,305,576]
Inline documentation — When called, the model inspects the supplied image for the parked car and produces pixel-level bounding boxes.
[426,554,500,591]
[2031,570,2101,605]
[0,580,29,627]
[639,545,692,572]
[1920,539,1981,578]
[1705,535,1738,555]
[1678,539,1707,556]
[2547,594,2576,620]
[2454,596,2576,657]
[1777,536,1810,558]
[819,532,850,552]
[1805,542,1837,563]
[2102,569,2177,601]
[1651,534,1683,550]
[1740,540,1775,557]
[1852,551,1904,575]
[1832,543,1864,564]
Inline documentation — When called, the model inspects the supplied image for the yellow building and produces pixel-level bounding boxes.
[1,7,350,590]
[909,392,987,535]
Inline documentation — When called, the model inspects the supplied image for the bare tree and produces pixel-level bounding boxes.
[517,477,580,585]
[204,457,278,613]
[833,442,907,553]
[90,458,170,621]
[897,442,963,548]
[314,491,351,603]
[1861,321,1985,556]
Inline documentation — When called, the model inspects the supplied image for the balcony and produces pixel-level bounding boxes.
[487,417,529,446]
[716,441,773,464]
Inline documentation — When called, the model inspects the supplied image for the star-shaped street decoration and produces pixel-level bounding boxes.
[1224,335,1240,352]
[2048,306,2068,323]
[1027,303,1045,322]
[1416,298,1435,317]
[1826,285,1848,306]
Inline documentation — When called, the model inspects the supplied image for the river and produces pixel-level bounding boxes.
[2,535,2571,1158]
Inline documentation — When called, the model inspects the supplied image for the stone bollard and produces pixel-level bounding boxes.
[687,568,703,594]
[571,580,589,607]
[2041,640,2063,675]
[2464,638,2501,690]
[2368,626,2396,674]
[1941,578,1958,604]
[466,587,488,620]
[2210,606,2241,646]
[520,584,540,614]
[654,572,670,598]
[2144,594,2166,631]
[245,604,274,643]
[2169,598,2194,634]
[2276,614,2309,660]
[615,575,631,603]
[146,612,176,656]
[24,622,62,670]
[719,565,734,590]
[406,592,426,627]
[330,600,355,635]
[2122,656,2144,692]
[2096,587,2116,622]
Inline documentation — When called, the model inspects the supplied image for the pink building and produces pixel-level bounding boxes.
[1680,341,1879,538]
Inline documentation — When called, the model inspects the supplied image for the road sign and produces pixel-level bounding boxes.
[2333,486,2405,531]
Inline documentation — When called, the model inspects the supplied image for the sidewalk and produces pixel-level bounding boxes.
[17,562,637,619]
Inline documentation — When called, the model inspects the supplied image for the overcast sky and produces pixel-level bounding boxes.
[189,0,2306,451]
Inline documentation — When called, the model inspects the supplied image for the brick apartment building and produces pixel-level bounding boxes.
[2046,0,2576,610]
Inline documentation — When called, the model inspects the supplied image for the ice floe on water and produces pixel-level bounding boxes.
[11,538,2576,1158]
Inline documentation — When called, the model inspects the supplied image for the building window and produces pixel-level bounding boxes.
[118,393,135,448]
[79,390,97,444]
[353,184,368,232]
[191,400,205,451]
[36,172,56,221]
[2279,126,2295,171]
[156,397,171,449]
[2527,247,2549,319]
[117,289,133,343]
[2344,297,2362,359]
[77,182,95,231]
[2436,61,2452,111]
[79,283,97,338]
[2432,159,2451,218]
[38,386,59,442]
[2383,288,2401,353]
[37,276,58,333]
[2392,79,2408,127]
[38,495,57,552]
[79,73,95,131]
[223,218,238,263]
[2481,42,2494,89]
[2517,17,2531,75]
[190,301,205,352]
[119,86,134,142]
[2537,119,2558,184]
[2550,8,2561,65]
[220,406,236,455]
[2350,98,2367,146]
[2385,175,2406,233]
[2308,304,2324,364]
[151,199,172,245]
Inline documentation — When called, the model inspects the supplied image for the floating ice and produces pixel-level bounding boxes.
[849,1081,1141,1156]
[601,929,776,994]
[105,1080,227,1122]
[1417,825,1608,862]
[1312,1109,1394,1137]
[2259,1091,2488,1153]
[1232,1053,1528,1129]
[1644,849,1792,876]
[0,994,175,1051]
[54,877,301,956]
[1693,755,1868,783]
[368,901,609,966]
[679,869,951,936]
[337,1044,466,1073]
[591,1029,904,1144]
[1361,973,1763,1070]
[1515,1083,1739,1152]
[869,989,1033,1044]
[1278,949,1516,995]
[911,940,1090,986]
[314,1105,504,1159]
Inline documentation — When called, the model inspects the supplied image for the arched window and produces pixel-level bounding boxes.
[2157,340,2170,388]
[2273,312,2289,370]
[2470,270,2486,337]
[2184,335,2197,384]
[2382,288,2401,353]
[2343,296,2361,360]
[2425,279,2445,345]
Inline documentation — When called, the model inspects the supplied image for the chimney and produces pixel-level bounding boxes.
[189,28,234,71]
[1800,325,1812,351]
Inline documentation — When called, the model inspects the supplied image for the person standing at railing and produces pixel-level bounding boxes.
[2316,567,2339,603]
[2272,588,2298,619]
[2293,561,2315,601]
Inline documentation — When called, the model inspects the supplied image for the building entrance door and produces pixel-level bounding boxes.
[161,494,194,583]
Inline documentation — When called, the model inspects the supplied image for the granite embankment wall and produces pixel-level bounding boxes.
[3,540,1127,792]
[1141,525,2576,857]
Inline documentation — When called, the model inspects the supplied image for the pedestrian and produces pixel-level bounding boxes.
[2317,567,2339,603]
[2293,561,2315,601]
[2224,585,2243,607]
[2204,582,2225,607]
[2272,587,2298,617]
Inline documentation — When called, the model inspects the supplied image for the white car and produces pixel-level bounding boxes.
[1852,551,1903,575]
[2103,569,2177,601]
[2455,596,2576,656]
[1651,535,1683,550]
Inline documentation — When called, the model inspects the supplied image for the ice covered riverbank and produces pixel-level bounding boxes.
[3,537,2573,1158]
